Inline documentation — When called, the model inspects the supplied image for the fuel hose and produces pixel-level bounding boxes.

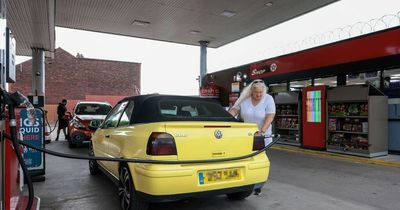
[10,133,280,164]
[4,132,279,210]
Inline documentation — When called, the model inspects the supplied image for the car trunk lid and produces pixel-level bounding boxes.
[163,121,258,160]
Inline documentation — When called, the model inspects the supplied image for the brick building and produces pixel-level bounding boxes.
[10,48,141,122]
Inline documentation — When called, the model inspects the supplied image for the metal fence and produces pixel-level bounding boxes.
[266,11,400,56]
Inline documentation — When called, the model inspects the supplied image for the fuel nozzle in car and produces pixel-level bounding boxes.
[0,89,36,121]
[12,91,36,124]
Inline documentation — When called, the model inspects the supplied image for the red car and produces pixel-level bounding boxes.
[67,101,112,148]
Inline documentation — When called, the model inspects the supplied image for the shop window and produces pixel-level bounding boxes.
[289,79,312,91]
[347,71,380,88]
[313,76,337,87]
[269,83,287,93]
[384,68,400,85]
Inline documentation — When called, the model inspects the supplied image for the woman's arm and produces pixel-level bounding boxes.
[260,113,275,134]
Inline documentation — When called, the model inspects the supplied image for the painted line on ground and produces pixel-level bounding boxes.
[270,145,400,169]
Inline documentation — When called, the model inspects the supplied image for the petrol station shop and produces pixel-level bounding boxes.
[201,26,400,157]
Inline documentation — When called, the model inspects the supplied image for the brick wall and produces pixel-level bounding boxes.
[10,48,141,105]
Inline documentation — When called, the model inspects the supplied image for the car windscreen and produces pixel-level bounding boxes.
[75,104,112,115]
[158,99,236,121]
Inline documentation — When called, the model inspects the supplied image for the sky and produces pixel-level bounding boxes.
[16,0,400,96]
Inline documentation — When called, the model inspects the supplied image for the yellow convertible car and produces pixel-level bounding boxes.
[89,95,270,210]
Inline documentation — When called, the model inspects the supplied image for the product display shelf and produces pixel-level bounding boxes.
[326,84,388,157]
[273,92,302,146]
[276,114,299,117]
[329,116,368,119]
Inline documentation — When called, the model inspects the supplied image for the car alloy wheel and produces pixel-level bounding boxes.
[118,165,148,210]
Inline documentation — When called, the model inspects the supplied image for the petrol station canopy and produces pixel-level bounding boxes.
[7,0,338,57]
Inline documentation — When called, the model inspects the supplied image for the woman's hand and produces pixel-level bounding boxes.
[258,130,266,136]
[228,107,239,117]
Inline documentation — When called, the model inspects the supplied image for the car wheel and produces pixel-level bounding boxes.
[226,190,253,200]
[89,145,100,175]
[118,165,149,210]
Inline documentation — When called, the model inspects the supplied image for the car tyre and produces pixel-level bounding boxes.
[226,190,253,200]
[118,165,149,210]
[89,145,100,175]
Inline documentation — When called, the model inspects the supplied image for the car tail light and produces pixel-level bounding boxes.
[253,132,265,151]
[146,132,177,156]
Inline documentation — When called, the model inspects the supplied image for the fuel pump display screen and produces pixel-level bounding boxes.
[306,90,321,123]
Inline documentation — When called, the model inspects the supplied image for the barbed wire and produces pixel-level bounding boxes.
[264,11,400,57]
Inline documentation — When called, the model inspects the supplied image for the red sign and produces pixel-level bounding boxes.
[249,27,400,79]
[200,85,220,98]
[250,62,277,78]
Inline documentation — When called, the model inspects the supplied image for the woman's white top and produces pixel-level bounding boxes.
[237,94,276,145]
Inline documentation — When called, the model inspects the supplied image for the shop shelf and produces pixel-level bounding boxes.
[326,145,387,158]
[328,115,368,119]
[328,130,368,135]
[326,84,388,157]
[273,91,302,147]
[276,140,301,146]
[276,134,301,146]
[275,127,299,131]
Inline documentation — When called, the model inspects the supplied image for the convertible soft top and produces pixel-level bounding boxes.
[117,94,238,124]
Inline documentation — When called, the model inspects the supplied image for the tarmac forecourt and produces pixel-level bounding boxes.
[271,144,400,169]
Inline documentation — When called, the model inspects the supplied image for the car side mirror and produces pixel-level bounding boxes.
[89,119,102,130]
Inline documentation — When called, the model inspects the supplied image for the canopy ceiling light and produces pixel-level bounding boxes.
[189,30,201,35]
[131,20,151,27]
[265,2,274,7]
[220,10,237,18]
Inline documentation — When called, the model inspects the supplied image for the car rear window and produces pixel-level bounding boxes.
[158,99,235,120]
[75,104,112,115]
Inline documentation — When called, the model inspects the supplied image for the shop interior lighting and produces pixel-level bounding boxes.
[220,10,237,18]
[131,20,151,27]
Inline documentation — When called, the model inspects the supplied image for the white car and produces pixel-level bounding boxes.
[67,101,112,147]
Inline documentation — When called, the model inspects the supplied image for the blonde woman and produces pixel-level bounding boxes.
[229,79,276,145]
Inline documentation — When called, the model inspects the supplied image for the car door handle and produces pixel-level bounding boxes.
[105,135,110,138]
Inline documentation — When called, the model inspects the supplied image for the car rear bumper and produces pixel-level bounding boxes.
[136,182,265,203]
[130,155,270,198]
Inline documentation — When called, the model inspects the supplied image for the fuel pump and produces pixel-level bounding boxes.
[0,4,40,208]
